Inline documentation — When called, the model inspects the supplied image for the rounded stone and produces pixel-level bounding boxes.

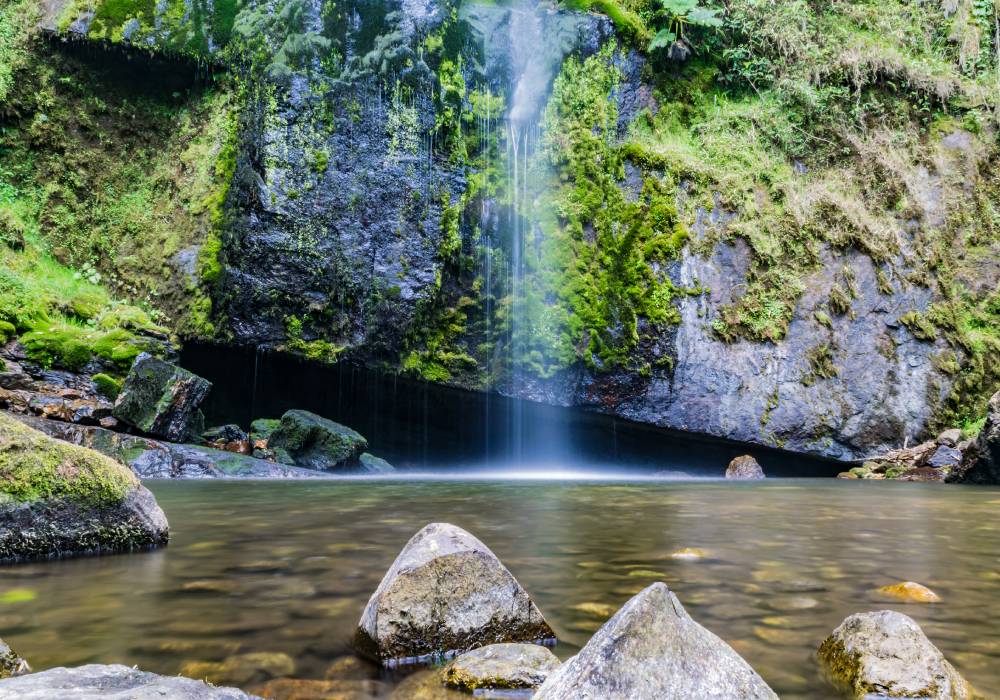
[876,581,941,603]
[442,643,560,691]
[725,456,765,480]
[817,610,972,699]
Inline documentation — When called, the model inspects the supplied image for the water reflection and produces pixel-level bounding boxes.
[1,479,999,699]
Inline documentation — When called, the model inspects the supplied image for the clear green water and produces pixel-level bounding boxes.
[2,478,999,698]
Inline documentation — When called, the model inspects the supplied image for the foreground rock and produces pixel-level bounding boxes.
[948,390,1000,484]
[0,639,28,679]
[535,582,776,699]
[725,455,765,480]
[0,412,168,562]
[0,664,259,699]
[817,610,972,699]
[11,414,324,479]
[443,643,560,691]
[355,523,555,665]
[113,354,211,441]
[268,409,368,471]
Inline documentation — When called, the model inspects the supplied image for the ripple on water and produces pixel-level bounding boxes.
[3,478,1000,699]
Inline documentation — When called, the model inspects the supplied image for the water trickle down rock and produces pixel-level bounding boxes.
[354,522,555,665]
[534,582,777,700]
[817,610,972,699]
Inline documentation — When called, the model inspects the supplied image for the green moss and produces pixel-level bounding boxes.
[0,412,137,508]
[91,373,123,400]
[900,311,938,342]
[802,342,839,386]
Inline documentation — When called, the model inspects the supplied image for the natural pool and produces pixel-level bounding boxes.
[2,478,999,699]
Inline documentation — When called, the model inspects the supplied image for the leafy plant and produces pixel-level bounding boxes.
[649,0,722,59]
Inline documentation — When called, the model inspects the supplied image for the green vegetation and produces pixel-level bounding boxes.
[0,33,237,354]
[0,412,137,507]
[91,373,123,400]
[57,0,236,57]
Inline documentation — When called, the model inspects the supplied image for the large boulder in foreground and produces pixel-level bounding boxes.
[268,409,368,471]
[113,354,211,442]
[817,610,972,699]
[725,455,765,480]
[355,523,555,665]
[443,643,560,691]
[948,390,1000,484]
[0,664,258,699]
[0,639,28,679]
[0,412,168,562]
[534,582,777,700]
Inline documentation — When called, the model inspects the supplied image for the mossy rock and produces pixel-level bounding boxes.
[359,453,395,474]
[268,410,367,471]
[0,412,169,562]
[91,373,123,400]
[112,354,211,442]
[249,418,280,444]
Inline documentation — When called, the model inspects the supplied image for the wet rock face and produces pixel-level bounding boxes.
[725,455,765,480]
[443,643,560,691]
[268,409,368,471]
[0,412,169,562]
[817,610,972,699]
[535,582,777,700]
[355,522,555,665]
[0,664,259,699]
[0,639,29,679]
[359,452,396,473]
[948,390,1000,484]
[113,354,211,442]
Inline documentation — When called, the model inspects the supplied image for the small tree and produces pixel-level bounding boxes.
[648,0,723,61]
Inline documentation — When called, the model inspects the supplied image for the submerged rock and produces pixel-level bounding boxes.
[359,452,395,473]
[0,664,258,699]
[443,643,560,691]
[876,581,941,603]
[948,390,1000,484]
[534,582,777,699]
[0,639,28,679]
[725,455,765,480]
[0,412,169,562]
[268,410,368,471]
[817,610,972,699]
[113,354,211,442]
[181,652,295,686]
[355,522,555,665]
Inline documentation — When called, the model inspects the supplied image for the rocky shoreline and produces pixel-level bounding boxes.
[0,521,980,699]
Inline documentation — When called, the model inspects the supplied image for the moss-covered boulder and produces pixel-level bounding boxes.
[267,410,367,471]
[355,523,555,665]
[817,611,972,699]
[113,354,211,442]
[0,638,29,679]
[443,643,560,692]
[0,412,169,562]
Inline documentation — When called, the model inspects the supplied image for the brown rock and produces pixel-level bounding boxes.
[936,429,961,447]
[876,581,941,603]
[725,455,765,480]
